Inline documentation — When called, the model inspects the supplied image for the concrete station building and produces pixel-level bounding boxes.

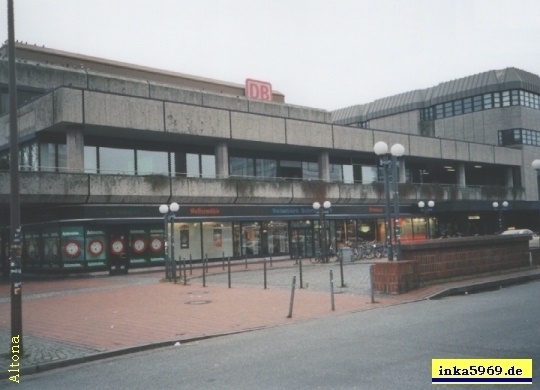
[1,43,540,273]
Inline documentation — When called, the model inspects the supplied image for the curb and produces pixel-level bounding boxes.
[426,273,540,300]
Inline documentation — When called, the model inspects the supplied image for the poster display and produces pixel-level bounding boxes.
[149,226,165,264]
[61,226,85,269]
[42,226,60,269]
[24,227,41,270]
[85,228,107,268]
[129,227,150,266]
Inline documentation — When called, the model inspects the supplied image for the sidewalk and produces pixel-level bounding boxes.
[1,259,539,380]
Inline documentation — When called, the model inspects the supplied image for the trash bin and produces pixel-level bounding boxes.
[341,247,352,262]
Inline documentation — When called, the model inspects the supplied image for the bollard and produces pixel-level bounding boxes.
[270,255,273,268]
[339,250,345,288]
[202,261,206,287]
[330,270,335,311]
[189,254,193,276]
[263,258,267,289]
[228,257,231,288]
[205,254,209,273]
[370,264,375,304]
[299,259,303,289]
[287,275,296,318]
[183,257,187,286]
[222,252,225,270]
[245,254,248,269]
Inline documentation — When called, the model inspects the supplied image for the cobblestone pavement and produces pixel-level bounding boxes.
[0,259,539,381]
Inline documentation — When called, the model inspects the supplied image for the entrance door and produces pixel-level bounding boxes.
[290,228,314,259]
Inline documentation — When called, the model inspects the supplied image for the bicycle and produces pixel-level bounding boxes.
[310,245,341,264]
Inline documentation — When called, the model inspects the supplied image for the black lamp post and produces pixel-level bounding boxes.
[374,141,405,260]
[492,201,508,233]
[418,200,435,239]
[313,201,331,263]
[159,202,179,280]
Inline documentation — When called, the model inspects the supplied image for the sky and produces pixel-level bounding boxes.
[1,0,540,111]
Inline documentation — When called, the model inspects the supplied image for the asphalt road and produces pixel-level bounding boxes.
[4,280,540,390]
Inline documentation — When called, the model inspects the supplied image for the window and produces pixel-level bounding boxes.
[99,147,135,175]
[493,92,501,108]
[502,91,510,107]
[511,90,519,106]
[201,154,216,178]
[483,93,492,109]
[137,150,169,176]
[473,95,482,111]
[84,146,97,173]
[463,97,472,113]
[454,100,462,115]
[230,157,254,177]
[255,159,277,178]
[444,102,453,117]
[435,104,444,119]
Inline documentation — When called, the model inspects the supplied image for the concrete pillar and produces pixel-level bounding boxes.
[318,151,330,182]
[215,142,229,179]
[66,127,84,173]
[458,163,466,186]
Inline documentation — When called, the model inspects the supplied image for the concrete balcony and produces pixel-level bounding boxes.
[0,172,526,205]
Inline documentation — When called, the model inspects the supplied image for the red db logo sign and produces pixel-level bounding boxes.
[246,79,273,101]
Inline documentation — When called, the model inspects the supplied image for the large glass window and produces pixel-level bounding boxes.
[137,150,169,176]
[242,222,261,256]
[342,165,354,184]
[99,147,135,175]
[256,159,277,178]
[40,143,58,172]
[201,154,216,178]
[362,166,377,184]
[201,221,233,258]
[84,146,97,174]
[264,221,288,254]
[230,157,254,177]
[186,153,199,178]
[329,164,343,182]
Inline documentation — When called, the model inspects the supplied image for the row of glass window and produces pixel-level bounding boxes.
[421,89,540,121]
[498,128,540,147]
[9,141,381,184]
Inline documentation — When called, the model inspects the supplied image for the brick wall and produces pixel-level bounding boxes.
[373,235,531,294]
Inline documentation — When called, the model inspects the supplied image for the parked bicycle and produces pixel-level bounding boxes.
[310,245,342,264]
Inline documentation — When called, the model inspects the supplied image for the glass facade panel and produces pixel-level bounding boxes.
[186,153,200,178]
[302,162,319,180]
[99,147,135,175]
[40,143,56,172]
[342,165,354,184]
[230,157,254,177]
[84,146,97,173]
[329,164,342,182]
[242,222,261,255]
[454,100,462,115]
[362,166,377,184]
[264,221,288,254]
[463,97,472,113]
[57,144,67,172]
[200,221,233,258]
[483,93,492,109]
[137,150,169,175]
[473,95,482,111]
[175,222,202,260]
[502,91,510,106]
[255,159,277,178]
[444,102,453,117]
[493,92,501,108]
[201,154,216,178]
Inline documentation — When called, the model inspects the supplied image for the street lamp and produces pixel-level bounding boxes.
[374,141,405,260]
[418,200,435,239]
[159,202,179,281]
[492,201,508,233]
[313,201,331,263]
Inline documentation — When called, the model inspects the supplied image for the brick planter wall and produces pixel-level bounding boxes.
[373,235,531,294]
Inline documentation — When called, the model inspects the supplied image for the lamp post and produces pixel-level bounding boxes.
[532,160,540,232]
[492,201,508,233]
[159,202,179,281]
[313,201,331,263]
[374,141,405,260]
[418,200,435,239]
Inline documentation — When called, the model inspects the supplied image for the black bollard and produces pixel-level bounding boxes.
[339,250,345,288]
[189,254,193,276]
[287,275,296,318]
[227,257,232,288]
[263,258,267,289]
[183,257,187,286]
[299,259,303,289]
[330,270,335,311]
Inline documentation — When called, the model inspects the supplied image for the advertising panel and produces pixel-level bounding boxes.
[42,226,60,269]
[129,227,150,267]
[24,227,42,271]
[61,226,85,269]
[149,225,165,264]
[85,228,107,268]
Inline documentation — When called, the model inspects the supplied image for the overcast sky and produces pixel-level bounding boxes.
[2,0,540,111]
